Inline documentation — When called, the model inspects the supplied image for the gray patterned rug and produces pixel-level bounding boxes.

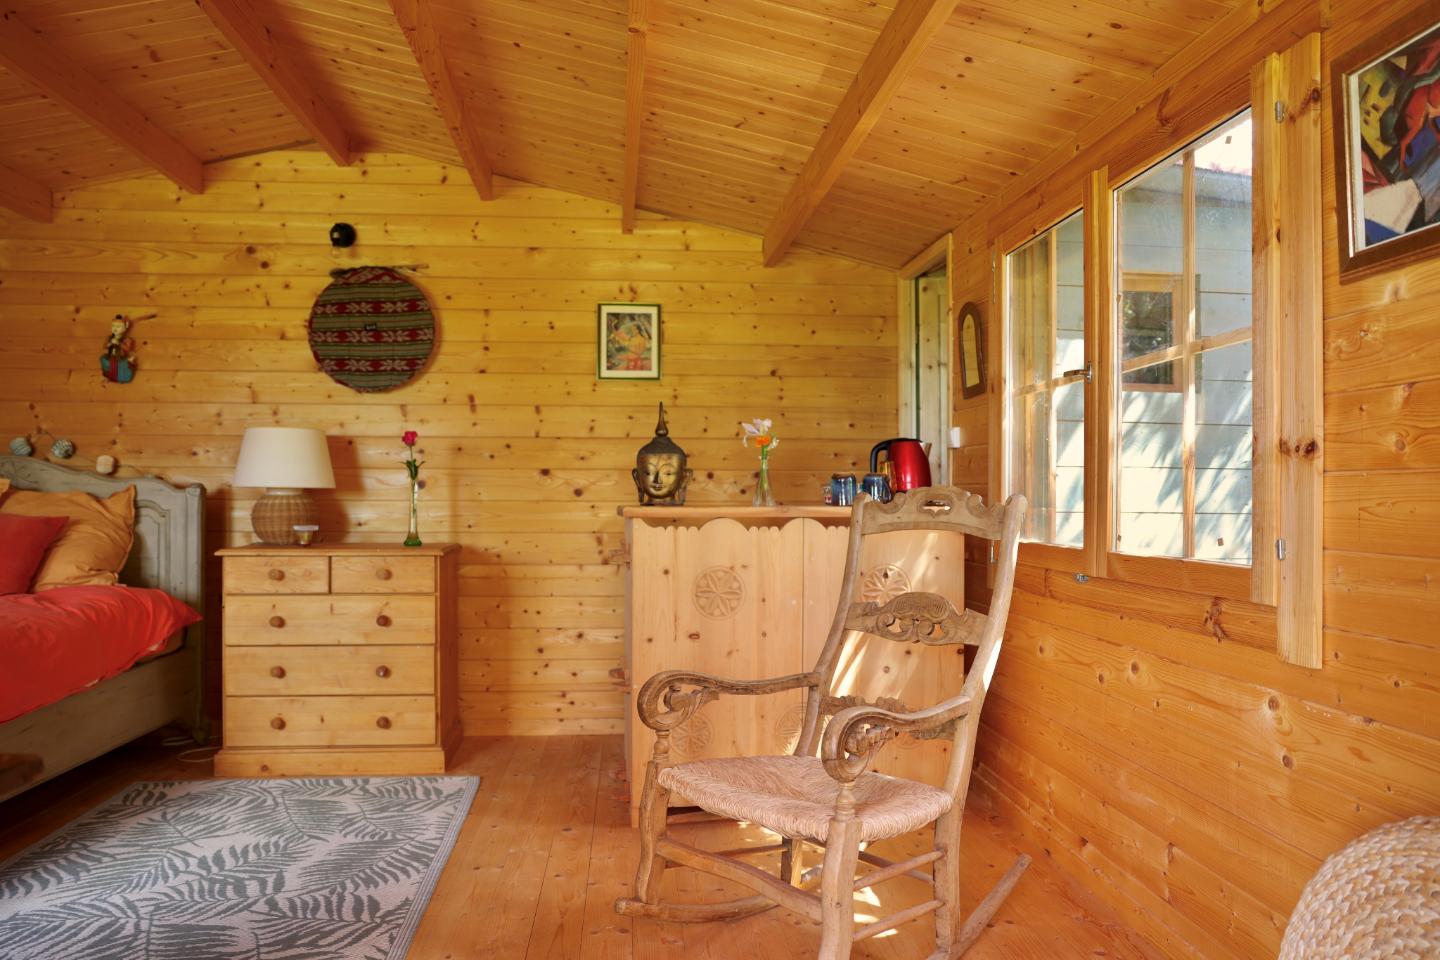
[0,776,479,960]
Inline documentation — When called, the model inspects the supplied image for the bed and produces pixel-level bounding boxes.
[0,454,205,802]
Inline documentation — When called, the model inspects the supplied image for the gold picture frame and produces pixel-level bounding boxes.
[597,303,661,380]
[1332,8,1440,281]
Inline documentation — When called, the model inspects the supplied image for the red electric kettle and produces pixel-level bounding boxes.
[869,438,932,492]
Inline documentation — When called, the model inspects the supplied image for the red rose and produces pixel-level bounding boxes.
[402,430,418,446]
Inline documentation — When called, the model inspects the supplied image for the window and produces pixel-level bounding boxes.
[1114,111,1253,565]
[1004,211,1085,548]
[992,34,1323,666]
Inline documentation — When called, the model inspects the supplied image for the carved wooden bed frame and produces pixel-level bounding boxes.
[0,455,206,802]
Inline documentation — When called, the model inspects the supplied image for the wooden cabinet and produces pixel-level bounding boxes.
[214,543,461,777]
[621,506,967,824]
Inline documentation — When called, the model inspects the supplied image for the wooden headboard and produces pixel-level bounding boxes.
[0,455,205,620]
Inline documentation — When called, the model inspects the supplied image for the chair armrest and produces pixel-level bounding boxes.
[636,669,818,732]
[821,693,975,783]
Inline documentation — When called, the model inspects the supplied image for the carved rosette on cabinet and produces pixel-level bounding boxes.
[861,564,912,603]
[692,566,744,619]
[671,712,715,758]
[774,702,807,753]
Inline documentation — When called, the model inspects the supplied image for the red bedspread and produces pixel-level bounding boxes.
[0,585,201,724]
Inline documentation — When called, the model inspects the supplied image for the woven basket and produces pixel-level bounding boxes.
[1280,816,1440,959]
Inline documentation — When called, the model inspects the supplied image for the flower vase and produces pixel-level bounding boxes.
[404,479,423,547]
[752,456,776,507]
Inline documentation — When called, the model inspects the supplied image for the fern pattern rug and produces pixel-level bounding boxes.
[0,776,480,960]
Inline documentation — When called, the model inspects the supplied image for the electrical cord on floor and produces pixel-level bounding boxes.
[176,747,220,764]
[161,733,222,764]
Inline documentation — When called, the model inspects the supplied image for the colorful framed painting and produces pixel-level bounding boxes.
[597,303,661,380]
[1333,9,1440,281]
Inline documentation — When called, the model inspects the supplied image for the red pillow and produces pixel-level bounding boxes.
[0,514,68,594]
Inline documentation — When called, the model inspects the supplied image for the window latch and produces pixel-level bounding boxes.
[1062,362,1093,383]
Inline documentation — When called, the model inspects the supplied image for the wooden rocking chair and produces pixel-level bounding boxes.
[616,486,1029,959]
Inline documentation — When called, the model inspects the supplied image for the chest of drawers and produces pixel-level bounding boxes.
[213,543,461,777]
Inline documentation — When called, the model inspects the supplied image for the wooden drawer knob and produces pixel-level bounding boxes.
[375,665,391,679]
[269,615,286,628]
[376,614,392,628]
[268,568,285,581]
[375,568,393,581]
[376,716,392,730]
[269,666,286,679]
[270,717,286,730]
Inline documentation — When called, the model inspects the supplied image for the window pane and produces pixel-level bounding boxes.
[1005,210,1084,547]
[1113,109,1253,565]
[1194,114,1253,338]
[1117,361,1184,558]
[1053,379,1085,547]
[1117,159,1183,364]
[1055,214,1085,378]
[1120,286,1178,380]
[1008,237,1051,386]
[1009,390,1054,540]
[1195,342,1252,564]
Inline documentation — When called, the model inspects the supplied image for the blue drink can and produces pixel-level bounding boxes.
[861,472,892,503]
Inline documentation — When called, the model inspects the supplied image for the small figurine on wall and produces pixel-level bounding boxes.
[100,314,138,383]
[633,403,693,505]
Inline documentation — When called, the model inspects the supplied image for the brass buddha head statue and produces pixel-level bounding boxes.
[633,402,693,505]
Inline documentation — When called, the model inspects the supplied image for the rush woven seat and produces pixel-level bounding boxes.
[616,487,1031,960]
[660,755,953,843]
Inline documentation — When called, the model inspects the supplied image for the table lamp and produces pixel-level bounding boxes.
[233,427,336,544]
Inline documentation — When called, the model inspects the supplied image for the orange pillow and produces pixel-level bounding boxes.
[0,486,135,590]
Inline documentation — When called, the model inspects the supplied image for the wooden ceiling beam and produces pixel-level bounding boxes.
[194,0,353,166]
[0,10,204,193]
[621,0,647,233]
[0,164,51,222]
[760,0,961,266]
[388,0,494,201]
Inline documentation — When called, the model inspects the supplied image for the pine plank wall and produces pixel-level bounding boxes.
[948,0,1440,957]
[3,1,1438,957]
[0,155,896,736]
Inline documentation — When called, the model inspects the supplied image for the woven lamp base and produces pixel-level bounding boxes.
[251,489,318,545]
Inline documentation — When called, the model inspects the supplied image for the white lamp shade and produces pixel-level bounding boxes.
[233,427,336,489]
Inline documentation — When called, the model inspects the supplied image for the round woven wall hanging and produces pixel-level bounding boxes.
[307,266,436,393]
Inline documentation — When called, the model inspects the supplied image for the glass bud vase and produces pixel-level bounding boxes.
[752,456,776,507]
[404,479,423,547]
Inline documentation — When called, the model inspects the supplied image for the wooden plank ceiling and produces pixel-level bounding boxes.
[0,0,1240,267]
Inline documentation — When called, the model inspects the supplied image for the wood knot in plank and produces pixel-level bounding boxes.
[1202,598,1229,642]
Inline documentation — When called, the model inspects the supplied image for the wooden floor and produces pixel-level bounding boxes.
[0,733,1157,959]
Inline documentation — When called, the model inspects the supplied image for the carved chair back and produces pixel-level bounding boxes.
[795,486,1026,801]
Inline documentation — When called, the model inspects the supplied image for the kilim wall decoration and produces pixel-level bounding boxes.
[308,266,437,392]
